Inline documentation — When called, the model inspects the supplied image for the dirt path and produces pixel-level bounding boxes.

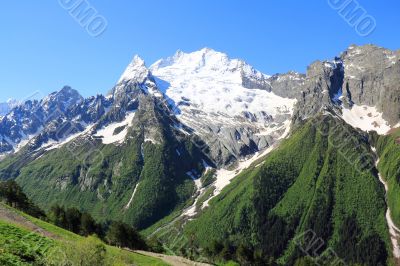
[0,203,58,239]
[135,251,212,266]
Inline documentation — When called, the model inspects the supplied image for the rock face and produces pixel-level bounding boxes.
[268,71,306,99]
[341,45,400,125]
[292,45,400,131]
[292,59,344,123]
[0,87,84,155]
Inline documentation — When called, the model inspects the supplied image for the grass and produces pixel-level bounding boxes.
[0,204,169,265]
[0,220,55,265]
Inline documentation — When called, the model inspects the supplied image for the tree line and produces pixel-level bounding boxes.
[0,180,150,251]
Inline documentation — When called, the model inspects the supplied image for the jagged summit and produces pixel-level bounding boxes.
[109,54,161,103]
[150,47,267,79]
[151,47,227,68]
[42,86,83,112]
[0,99,20,117]
[118,55,150,84]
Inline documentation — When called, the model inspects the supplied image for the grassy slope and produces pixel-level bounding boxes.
[184,115,390,265]
[0,203,168,266]
[375,128,400,226]
[0,220,54,265]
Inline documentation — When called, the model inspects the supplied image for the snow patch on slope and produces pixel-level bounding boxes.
[342,105,391,135]
[45,124,94,151]
[182,170,203,217]
[13,129,43,153]
[95,112,136,144]
[1,126,44,154]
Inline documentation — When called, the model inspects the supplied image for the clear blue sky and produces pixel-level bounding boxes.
[0,0,399,101]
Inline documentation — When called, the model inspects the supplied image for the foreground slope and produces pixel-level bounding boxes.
[0,203,168,266]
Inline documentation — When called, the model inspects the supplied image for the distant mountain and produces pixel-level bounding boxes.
[0,99,19,117]
[0,44,399,265]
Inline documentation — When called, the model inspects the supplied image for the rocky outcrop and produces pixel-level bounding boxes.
[291,44,400,128]
[341,44,400,125]
[268,71,306,99]
[292,58,344,124]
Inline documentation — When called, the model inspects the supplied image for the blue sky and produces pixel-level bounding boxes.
[0,0,399,101]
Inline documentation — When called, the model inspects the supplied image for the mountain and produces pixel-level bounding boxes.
[0,44,399,265]
[0,99,19,117]
[0,87,85,157]
[150,48,298,166]
[0,57,210,231]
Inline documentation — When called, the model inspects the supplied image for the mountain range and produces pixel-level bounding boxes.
[0,44,399,265]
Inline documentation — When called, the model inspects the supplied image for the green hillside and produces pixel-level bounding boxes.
[0,203,168,266]
[373,128,400,227]
[183,115,391,265]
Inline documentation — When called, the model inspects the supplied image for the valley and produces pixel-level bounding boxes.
[0,44,399,265]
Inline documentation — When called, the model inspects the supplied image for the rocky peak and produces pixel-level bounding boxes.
[118,55,150,84]
[292,44,400,128]
[109,55,160,103]
[0,99,20,117]
[339,44,400,124]
[267,71,306,99]
[41,86,83,113]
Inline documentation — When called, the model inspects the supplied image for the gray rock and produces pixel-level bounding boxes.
[340,44,400,124]
[292,44,400,127]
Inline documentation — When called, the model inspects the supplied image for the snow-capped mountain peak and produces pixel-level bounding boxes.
[151,48,245,75]
[111,54,161,102]
[150,48,296,165]
[150,48,287,119]
[118,55,149,84]
[151,48,270,90]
